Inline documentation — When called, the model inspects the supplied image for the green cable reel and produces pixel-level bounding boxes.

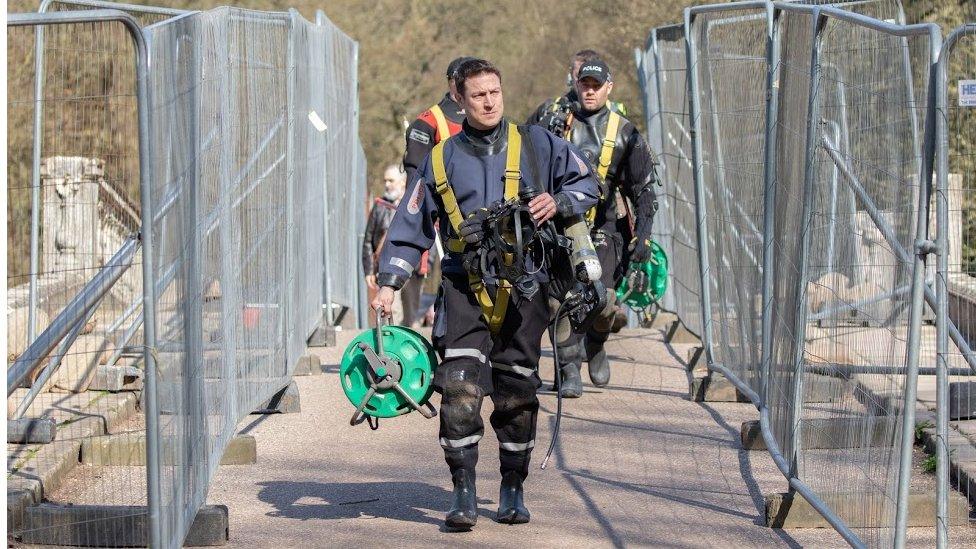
[616,240,669,310]
[340,311,438,429]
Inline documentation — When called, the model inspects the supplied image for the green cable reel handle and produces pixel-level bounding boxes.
[339,311,438,425]
[616,240,669,309]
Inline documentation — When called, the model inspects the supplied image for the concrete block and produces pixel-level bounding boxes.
[665,320,700,345]
[7,417,57,444]
[741,418,896,451]
[251,380,301,414]
[219,435,257,465]
[949,381,976,420]
[685,346,705,372]
[764,491,969,528]
[740,420,765,450]
[293,353,323,376]
[308,324,337,347]
[81,434,256,466]
[88,365,143,392]
[689,373,749,403]
[643,311,677,329]
[18,503,228,546]
[7,489,37,535]
[802,373,849,404]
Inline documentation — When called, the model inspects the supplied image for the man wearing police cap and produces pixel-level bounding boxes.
[532,57,659,397]
[372,58,599,529]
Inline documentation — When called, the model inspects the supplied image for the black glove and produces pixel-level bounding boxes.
[459,208,489,245]
[629,235,654,263]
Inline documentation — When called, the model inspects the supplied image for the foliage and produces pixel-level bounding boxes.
[6,0,974,276]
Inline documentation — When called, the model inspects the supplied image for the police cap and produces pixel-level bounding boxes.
[577,59,611,84]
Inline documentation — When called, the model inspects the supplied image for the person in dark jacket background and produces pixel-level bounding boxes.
[402,56,473,183]
[362,164,426,326]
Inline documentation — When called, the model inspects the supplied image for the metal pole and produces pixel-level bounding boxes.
[352,42,367,330]
[684,9,717,368]
[14,293,106,419]
[216,13,241,425]
[181,14,205,521]
[284,11,297,369]
[761,3,781,405]
[28,23,46,347]
[931,24,969,549]
[315,10,336,328]
[893,26,943,549]
[787,8,827,481]
[650,29,677,313]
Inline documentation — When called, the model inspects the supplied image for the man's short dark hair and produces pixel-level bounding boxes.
[572,49,602,67]
[455,58,502,96]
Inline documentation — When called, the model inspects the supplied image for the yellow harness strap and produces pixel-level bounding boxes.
[587,110,621,224]
[431,123,522,333]
[430,104,451,143]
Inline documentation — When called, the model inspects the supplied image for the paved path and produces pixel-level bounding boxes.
[206,327,945,547]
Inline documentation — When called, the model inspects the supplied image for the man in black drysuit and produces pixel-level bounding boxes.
[372,59,599,529]
[531,58,659,396]
[525,48,628,133]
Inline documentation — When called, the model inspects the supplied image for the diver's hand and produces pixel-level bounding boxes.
[629,236,654,263]
[371,286,395,318]
[528,192,557,224]
[459,209,490,244]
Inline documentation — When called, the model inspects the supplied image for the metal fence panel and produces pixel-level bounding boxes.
[643,0,941,545]
[6,12,156,545]
[651,24,702,336]
[688,5,770,395]
[144,6,351,545]
[937,22,976,548]
[316,9,361,318]
[635,33,677,313]
[800,12,935,547]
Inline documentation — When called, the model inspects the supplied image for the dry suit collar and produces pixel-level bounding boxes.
[459,117,508,155]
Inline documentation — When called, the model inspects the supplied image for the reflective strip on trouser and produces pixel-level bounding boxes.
[500,440,535,452]
[491,361,535,378]
[444,347,487,364]
[440,434,483,449]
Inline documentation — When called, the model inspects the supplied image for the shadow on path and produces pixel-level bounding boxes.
[256,480,492,530]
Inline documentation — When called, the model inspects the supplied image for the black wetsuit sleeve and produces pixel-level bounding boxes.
[620,127,660,240]
[403,119,437,183]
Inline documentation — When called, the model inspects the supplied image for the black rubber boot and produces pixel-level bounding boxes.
[558,361,583,398]
[496,471,530,524]
[586,337,611,388]
[445,447,478,529]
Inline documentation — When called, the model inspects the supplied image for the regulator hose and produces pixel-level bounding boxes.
[540,300,567,470]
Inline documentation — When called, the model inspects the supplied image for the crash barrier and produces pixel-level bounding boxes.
[6,2,361,547]
[637,1,976,547]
